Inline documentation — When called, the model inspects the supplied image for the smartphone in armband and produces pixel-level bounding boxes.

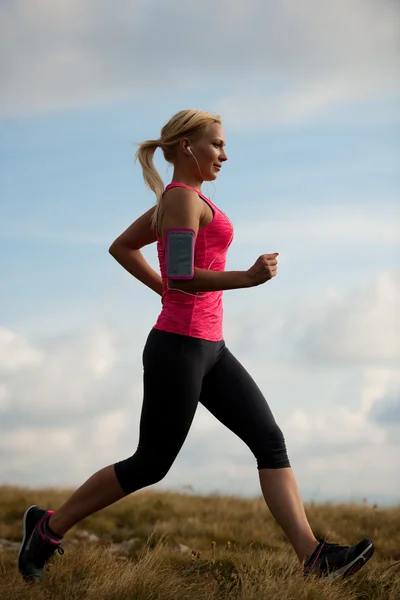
[166,228,196,280]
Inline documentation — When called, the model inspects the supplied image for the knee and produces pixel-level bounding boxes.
[255,425,291,469]
[114,453,173,495]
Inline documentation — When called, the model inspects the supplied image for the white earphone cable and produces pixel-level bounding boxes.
[166,146,233,298]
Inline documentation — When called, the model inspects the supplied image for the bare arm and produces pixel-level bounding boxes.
[172,267,250,292]
[109,207,163,296]
[160,188,251,292]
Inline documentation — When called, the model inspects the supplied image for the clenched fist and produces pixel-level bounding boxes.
[245,253,279,287]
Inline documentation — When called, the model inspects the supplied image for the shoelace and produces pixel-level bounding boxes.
[322,541,348,553]
[35,537,64,567]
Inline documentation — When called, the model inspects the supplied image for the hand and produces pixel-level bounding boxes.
[245,253,279,287]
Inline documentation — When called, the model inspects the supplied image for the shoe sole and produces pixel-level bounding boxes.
[18,505,49,582]
[328,542,375,580]
[18,505,37,572]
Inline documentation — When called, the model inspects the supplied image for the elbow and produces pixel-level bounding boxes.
[109,240,125,256]
[108,242,118,256]
[109,239,141,255]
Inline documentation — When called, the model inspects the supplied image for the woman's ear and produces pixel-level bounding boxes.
[180,138,192,156]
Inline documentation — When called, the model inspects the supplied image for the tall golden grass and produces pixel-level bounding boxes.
[0,485,399,599]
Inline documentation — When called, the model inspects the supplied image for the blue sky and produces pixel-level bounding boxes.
[0,0,399,505]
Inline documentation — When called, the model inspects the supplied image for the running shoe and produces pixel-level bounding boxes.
[304,537,374,579]
[18,506,64,582]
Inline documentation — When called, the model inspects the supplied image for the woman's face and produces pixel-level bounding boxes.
[186,122,228,181]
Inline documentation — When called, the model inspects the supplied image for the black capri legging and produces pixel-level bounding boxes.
[114,328,290,494]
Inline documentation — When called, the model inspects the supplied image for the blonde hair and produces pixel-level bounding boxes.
[135,109,222,229]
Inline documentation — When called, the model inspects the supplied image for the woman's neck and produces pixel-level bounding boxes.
[171,168,203,192]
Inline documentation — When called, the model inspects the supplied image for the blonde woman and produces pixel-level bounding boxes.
[18,109,374,582]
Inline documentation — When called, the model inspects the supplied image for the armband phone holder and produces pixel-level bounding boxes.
[166,228,196,280]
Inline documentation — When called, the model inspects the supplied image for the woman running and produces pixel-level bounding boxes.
[18,109,374,582]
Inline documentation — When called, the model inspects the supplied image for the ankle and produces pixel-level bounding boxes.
[299,539,320,564]
[305,539,320,557]
[47,514,64,538]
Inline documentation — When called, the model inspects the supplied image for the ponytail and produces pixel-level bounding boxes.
[135,139,164,229]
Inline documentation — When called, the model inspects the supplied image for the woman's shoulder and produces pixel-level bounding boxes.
[161,185,205,219]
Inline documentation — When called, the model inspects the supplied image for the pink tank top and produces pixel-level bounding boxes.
[153,183,234,341]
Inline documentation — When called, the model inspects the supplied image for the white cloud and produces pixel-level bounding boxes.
[0,324,140,429]
[0,383,8,409]
[0,0,398,121]
[234,206,400,248]
[280,365,400,500]
[218,0,400,125]
[0,329,44,371]
[367,367,400,428]
[362,367,400,415]
[292,270,400,368]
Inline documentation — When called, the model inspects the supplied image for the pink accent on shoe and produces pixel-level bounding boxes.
[38,511,62,546]
[304,541,325,570]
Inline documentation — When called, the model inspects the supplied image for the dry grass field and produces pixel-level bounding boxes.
[0,486,399,599]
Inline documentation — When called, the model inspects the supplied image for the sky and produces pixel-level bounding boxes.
[0,0,399,506]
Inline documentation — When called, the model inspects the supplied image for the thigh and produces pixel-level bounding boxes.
[199,348,280,450]
[137,329,205,461]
